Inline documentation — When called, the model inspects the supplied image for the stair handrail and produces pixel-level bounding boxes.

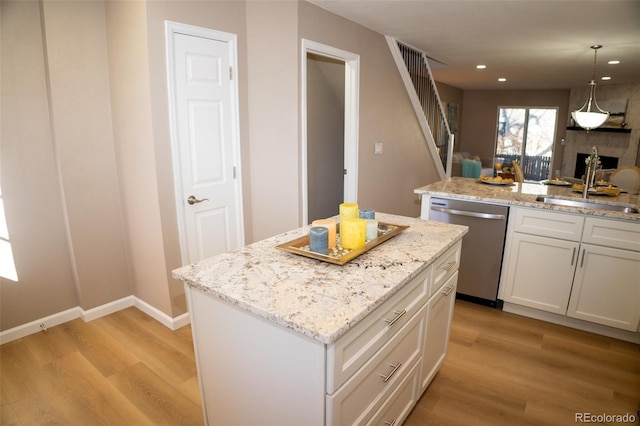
[386,36,454,179]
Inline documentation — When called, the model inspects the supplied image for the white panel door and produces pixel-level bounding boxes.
[172,30,243,263]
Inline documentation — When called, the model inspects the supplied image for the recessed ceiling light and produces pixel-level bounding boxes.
[476,65,487,69]
[608,60,620,65]
[498,78,507,82]
[601,76,612,81]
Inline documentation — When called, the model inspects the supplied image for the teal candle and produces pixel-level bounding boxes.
[309,226,328,255]
[359,208,375,219]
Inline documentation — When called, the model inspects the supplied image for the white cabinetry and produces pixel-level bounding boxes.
[501,208,582,314]
[419,241,460,392]
[567,218,640,331]
[420,272,457,392]
[188,241,462,426]
[501,208,640,333]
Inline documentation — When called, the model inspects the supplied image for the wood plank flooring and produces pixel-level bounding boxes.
[1,301,638,425]
[405,300,640,426]
[1,307,202,426]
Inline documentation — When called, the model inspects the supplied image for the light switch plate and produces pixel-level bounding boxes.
[375,142,383,155]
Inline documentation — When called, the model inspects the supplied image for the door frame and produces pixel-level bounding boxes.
[165,21,244,265]
[301,39,359,225]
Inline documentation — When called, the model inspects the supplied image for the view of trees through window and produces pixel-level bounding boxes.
[495,107,558,181]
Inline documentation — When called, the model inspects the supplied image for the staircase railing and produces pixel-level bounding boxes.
[386,37,454,179]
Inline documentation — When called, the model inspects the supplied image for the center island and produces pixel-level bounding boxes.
[173,212,468,425]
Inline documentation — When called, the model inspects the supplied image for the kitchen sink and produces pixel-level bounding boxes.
[535,195,640,214]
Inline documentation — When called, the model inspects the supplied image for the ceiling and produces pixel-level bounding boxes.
[307,0,640,90]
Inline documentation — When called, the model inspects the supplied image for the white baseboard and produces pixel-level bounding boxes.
[81,295,136,322]
[133,297,191,330]
[0,307,82,345]
[0,296,191,345]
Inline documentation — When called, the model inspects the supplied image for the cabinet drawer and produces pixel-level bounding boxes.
[511,207,584,241]
[367,360,420,426]
[327,268,429,393]
[431,241,461,296]
[582,217,640,251]
[326,305,425,426]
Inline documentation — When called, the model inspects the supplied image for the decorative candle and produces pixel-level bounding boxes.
[309,226,328,255]
[341,217,366,249]
[312,219,337,249]
[366,219,378,241]
[339,203,359,219]
[359,208,375,219]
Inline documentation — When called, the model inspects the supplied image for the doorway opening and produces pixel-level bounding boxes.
[301,40,359,225]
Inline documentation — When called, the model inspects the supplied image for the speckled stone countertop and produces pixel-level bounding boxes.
[172,213,468,345]
[415,177,640,222]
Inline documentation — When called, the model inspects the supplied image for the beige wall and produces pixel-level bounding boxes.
[1,0,441,332]
[458,89,570,173]
[299,2,441,216]
[105,1,173,314]
[1,1,79,329]
[245,0,301,239]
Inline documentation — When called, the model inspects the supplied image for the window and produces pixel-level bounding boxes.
[495,107,558,181]
[0,185,18,282]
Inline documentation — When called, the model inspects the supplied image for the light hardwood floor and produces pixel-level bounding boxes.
[406,301,640,426]
[1,301,638,425]
[1,307,202,425]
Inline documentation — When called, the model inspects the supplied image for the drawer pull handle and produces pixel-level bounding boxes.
[384,310,406,327]
[443,285,455,296]
[380,362,402,383]
[384,420,396,426]
[443,260,456,271]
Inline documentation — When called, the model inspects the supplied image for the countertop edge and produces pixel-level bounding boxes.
[173,217,468,345]
[415,179,640,222]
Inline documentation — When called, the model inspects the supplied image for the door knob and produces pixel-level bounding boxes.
[187,195,209,205]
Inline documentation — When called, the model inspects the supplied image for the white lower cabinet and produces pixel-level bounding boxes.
[501,208,640,333]
[501,233,578,314]
[420,271,457,392]
[568,243,640,331]
[188,241,462,425]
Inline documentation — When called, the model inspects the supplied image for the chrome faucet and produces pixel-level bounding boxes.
[582,146,600,199]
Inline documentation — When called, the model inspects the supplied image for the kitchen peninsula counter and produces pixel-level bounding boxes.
[415,177,640,222]
[173,213,468,344]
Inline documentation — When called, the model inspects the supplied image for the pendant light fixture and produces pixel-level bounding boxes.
[571,45,609,131]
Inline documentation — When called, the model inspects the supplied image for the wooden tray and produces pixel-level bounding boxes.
[275,222,409,265]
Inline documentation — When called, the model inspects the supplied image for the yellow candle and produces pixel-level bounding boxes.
[339,203,359,219]
[341,217,366,249]
[312,219,337,249]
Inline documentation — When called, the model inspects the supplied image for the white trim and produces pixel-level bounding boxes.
[165,21,245,265]
[301,39,360,225]
[0,296,191,345]
[81,295,135,322]
[0,307,81,345]
[385,36,446,180]
[134,297,191,330]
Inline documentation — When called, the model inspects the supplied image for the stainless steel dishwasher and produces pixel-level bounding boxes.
[429,197,509,307]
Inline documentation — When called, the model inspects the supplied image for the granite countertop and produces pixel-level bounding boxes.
[415,177,640,222]
[172,213,468,345]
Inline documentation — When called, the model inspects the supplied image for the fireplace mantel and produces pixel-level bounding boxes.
[566,126,632,134]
